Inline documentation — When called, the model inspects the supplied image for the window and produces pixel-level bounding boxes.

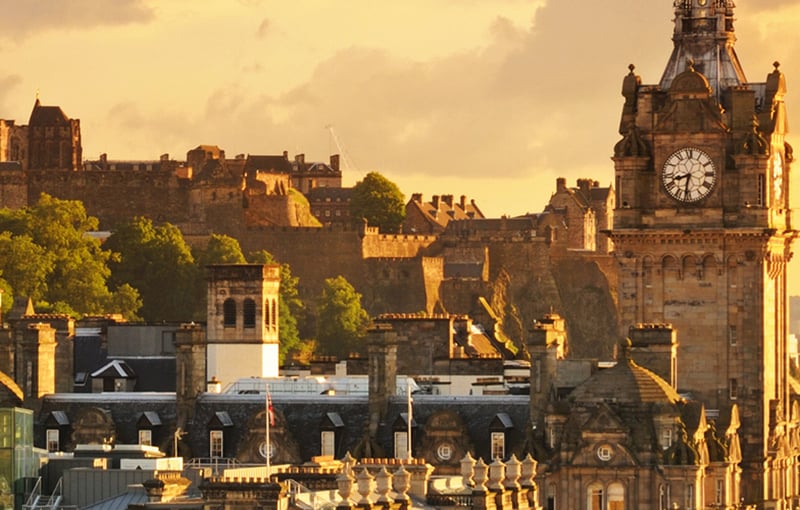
[715,479,724,505]
[608,483,624,510]
[661,428,673,450]
[757,174,766,206]
[139,429,152,446]
[321,431,335,457]
[210,430,224,458]
[729,378,738,400]
[272,300,278,330]
[659,484,669,510]
[548,427,557,449]
[547,483,556,510]
[534,359,542,393]
[46,429,59,453]
[223,299,236,328]
[491,432,505,460]
[686,483,694,509]
[587,483,603,510]
[243,299,256,328]
[394,431,409,459]
[729,325,738,346]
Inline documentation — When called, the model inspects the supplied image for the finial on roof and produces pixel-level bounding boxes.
[686,58,695,71]
[774,61,781,71]
[628,64,636,74]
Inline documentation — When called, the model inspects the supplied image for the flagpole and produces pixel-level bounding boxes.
[266,383,271,479]
[407,380,413,460]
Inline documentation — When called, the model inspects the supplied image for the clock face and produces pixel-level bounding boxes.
[662,147,717,203]
[772,152,783,204]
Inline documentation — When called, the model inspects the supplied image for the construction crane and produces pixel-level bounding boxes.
[325,124,358,172]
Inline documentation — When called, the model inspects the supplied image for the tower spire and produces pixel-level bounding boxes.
[660,0,745,98]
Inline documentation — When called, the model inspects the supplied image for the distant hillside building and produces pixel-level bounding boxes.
[404,194,484,234]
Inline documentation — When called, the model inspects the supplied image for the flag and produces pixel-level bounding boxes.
[267,391,275,426]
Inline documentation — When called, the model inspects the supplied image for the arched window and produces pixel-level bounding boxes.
[272,299,278,330]
[608,483,624,510]
[587,482,603,510]
[546,483,556,510]
[243,299,256,328]
[223,298,236,328]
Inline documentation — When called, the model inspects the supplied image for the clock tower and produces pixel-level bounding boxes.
[610,1,797,505]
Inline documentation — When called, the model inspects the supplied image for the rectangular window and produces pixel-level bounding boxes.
[729,378,738,400]
[394,431,409,459]
[139,429,152,447]
[491,432,505,460]
[686,484,694,509]
[757,174,766,206]
[321,430,335,457]
[729,325,737,346]
[661,428,672,449]
[210,430,224,458]
[715,479,724,505]
[46,429,59,453]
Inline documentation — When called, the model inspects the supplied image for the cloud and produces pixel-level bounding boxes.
[0,0,155,39]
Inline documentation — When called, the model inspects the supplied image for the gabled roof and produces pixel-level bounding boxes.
[322,412,344,428]
[138,411,162,428]
[90,359,136,379]
[406,194,485,231]
[45,410,70,426]
[209,411,233,428]
[489,412,514,430]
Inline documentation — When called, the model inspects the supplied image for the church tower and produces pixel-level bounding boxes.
[610,1,796,505]
[206,264,280,388]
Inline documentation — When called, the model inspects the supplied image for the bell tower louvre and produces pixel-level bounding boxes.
[610,0,798,505]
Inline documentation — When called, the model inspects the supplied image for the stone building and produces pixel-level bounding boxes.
[403,194,485,235]
[610,0,799,505]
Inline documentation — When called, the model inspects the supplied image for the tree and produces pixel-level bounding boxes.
[106,217,196,322]
[194,234,247,267]
[0,194,141,319]
[349,172,405,233]
[316,275,370,359]
[249,250,306,364]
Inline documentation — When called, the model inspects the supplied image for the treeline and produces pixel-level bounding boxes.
[0,194,369,363]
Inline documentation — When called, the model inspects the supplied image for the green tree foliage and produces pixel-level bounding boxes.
[316,275,370,359]
[249,250,306,364]
[349,172,406,233]
[106,217,196,322]
[191,234,247,319]
[0,194,141,319]
[194,234,247,267]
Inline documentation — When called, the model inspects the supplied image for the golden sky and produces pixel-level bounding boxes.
[2,0,800,291]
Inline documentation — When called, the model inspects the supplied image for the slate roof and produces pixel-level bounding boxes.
[91,360,136,379]
[307,187,352,201]
[29,99,70,126]
[244,155,292,174]
[82,487,147,510]
[569,354,683,405]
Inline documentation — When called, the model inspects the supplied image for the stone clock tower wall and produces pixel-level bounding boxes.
[610,1,796,505]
